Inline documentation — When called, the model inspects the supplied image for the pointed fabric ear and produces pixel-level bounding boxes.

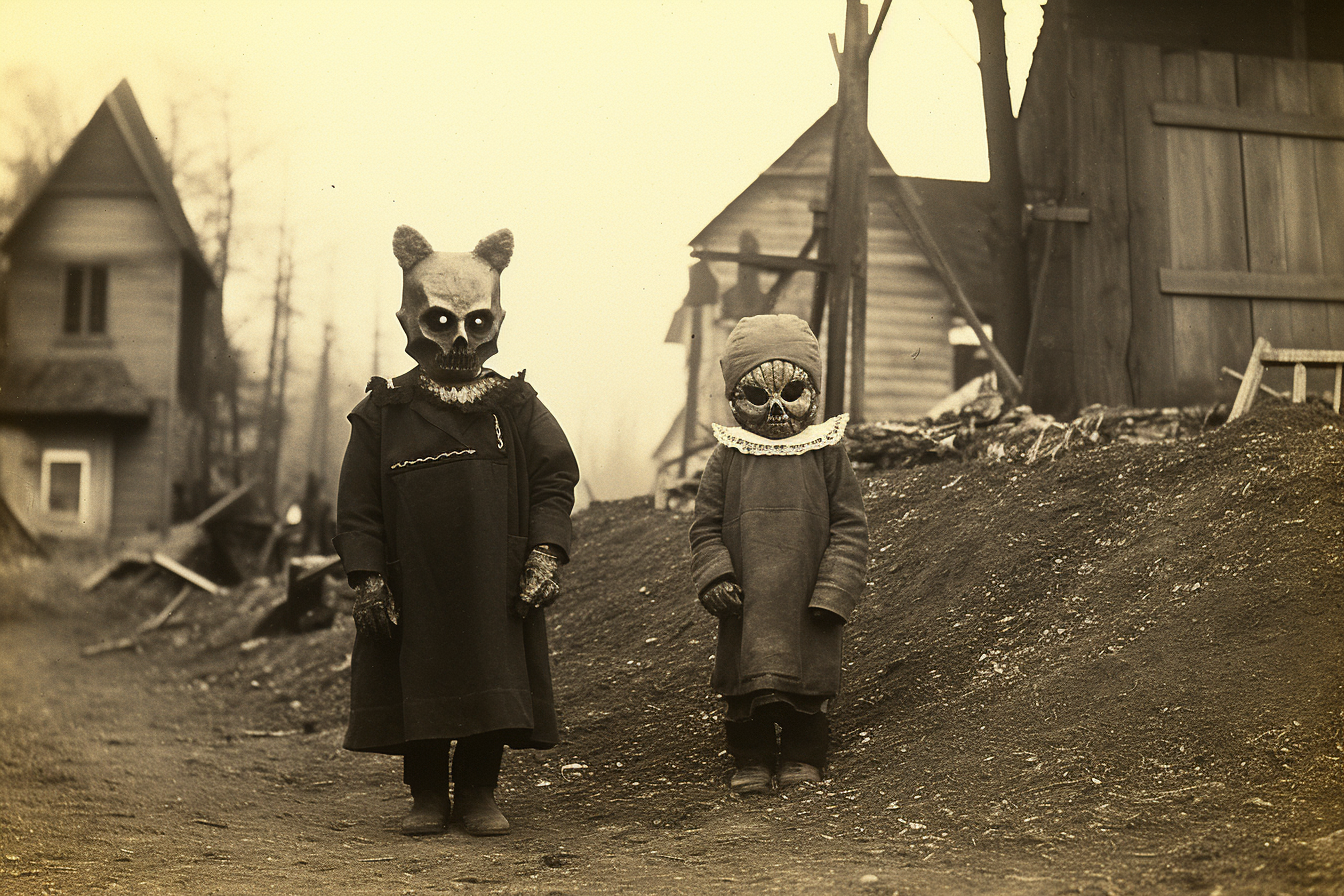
[473,229,514,272]
[393,225,434,270]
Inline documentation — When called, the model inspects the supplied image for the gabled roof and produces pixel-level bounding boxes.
[689,106,1000,320]
[0,79,214,285]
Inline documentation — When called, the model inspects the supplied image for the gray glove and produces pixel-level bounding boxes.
[698,579,743,618]
[513,547,562,618]
[352,573,399,638]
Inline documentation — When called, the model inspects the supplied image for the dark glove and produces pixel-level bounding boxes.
[810,607,845,627]
[698,579,743,618]
[513,546,562,618]
[352,573,398,638]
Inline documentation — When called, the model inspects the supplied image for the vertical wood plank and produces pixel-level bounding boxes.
[1275,59,1332,394]
[1309,61,1344,353]
[1240,53,1297,393]
[1165,50,1253,404]
[1069,38,1134,407]
[1123,42,1177,407]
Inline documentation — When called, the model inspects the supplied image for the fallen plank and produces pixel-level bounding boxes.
[135,585,192,634]
[1221,366,1287,399]
[81,552,151,592]
[151,552,222,595]
[81,637,138,658]
[190,482,253,528]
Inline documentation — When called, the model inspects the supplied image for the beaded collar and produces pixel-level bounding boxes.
[416,371,506,407]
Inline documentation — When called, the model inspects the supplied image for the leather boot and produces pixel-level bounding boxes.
[400,789,449,836]
[776,760,822,788]
[729,764,773,795]
[453,785,510,836]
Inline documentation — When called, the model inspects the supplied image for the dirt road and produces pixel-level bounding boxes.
[0,611,1081,896]
[4,401,1344,895]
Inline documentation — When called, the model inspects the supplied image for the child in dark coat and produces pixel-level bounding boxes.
[689,314,869,793]
[335,226,579,836]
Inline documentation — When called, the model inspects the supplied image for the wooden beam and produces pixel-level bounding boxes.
[889,177,1024,400]
[820,0,872,419]
[689,249,829,273]
[1159,268,1344,301]
[1030,204,1091,223]
[190,481,252,527]
[1228,337,1269,420]
[1261,347,1344,364]
[151,552,223,595]
[1152,101,1344,140]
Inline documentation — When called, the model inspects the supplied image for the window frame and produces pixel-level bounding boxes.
[39,448,92,522]
[62,263,109,336]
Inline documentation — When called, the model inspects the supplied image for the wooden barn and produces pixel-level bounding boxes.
[1018,0,1344,415]
[0,80,220,542]
[658,106,1001,473]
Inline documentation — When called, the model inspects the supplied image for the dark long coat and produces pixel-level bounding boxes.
[689,432,868,699]
[333,369,579,754]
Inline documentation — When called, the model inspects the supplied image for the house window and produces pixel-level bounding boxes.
[63,264,108,335]
[40,449,91,519]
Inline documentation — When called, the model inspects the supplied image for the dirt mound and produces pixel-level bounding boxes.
[58,398,1344,890]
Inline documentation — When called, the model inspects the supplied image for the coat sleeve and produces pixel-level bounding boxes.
[809,443,869,621]
[332,401,387,581]
[519,394,580,561]
[689,445,736,595]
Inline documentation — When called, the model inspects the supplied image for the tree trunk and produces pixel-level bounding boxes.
[971,0,1032,375]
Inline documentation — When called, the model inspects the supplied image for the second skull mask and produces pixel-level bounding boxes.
[393,225,513,382]
[731,359,818,439]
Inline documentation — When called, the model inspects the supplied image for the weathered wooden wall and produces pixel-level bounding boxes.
[1024,38,1344,413]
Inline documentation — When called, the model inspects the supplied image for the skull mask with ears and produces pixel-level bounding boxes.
[731,359,818,439]
[393,225,513,383]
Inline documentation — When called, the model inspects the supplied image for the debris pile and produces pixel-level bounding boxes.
[846,391,1229,469]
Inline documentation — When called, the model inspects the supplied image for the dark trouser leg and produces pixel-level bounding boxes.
[452,732,510,835]
[402,739,452,792]
[776,708,829,770]
[451,732,506,788]
[725,716,777,769]
[401,739,452,835]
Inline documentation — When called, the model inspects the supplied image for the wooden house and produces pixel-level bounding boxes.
[658,107,1001,473]
[1017,0,1344,415]
[0,80,220,542]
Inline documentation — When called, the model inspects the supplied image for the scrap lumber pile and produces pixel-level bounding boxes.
[80,484,343,657]
[845,392,1226,470]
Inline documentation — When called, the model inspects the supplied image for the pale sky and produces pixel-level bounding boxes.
[0,0,1044,501]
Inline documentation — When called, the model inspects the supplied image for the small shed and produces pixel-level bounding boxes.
[0,80,220,542]
[1017,0,1344,415]
[658,106,1001,474]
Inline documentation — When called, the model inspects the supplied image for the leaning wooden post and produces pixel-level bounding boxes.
[821,0,873,418]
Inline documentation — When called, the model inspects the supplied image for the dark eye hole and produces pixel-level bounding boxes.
[466,311,494,333]
[741,385,769,405]
[781,382,806,401]
[424,310,456,332]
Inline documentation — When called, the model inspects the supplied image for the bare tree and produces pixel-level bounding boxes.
[970,0,1032,374]
[161,83,265,500]
[0,68,78,229]
[256,222,296,515]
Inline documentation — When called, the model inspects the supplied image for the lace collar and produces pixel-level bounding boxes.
[712,414,848,456]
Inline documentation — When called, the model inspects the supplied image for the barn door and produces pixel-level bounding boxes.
[1123,46,1344,405]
